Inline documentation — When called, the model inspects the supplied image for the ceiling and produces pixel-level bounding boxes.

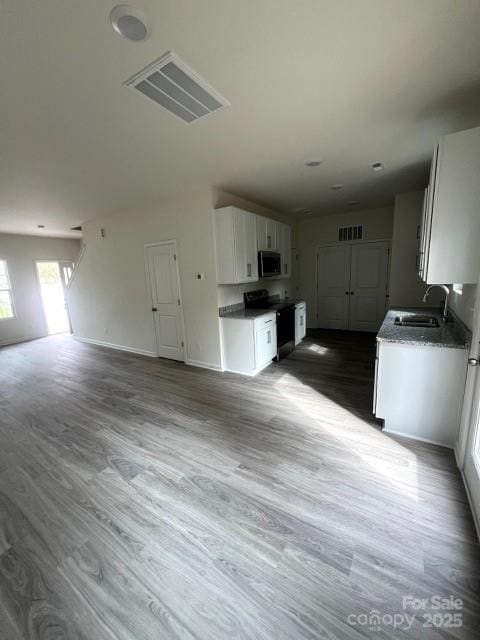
[1,0,480,238]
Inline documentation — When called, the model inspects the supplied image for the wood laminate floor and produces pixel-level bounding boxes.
[0,331,479,639]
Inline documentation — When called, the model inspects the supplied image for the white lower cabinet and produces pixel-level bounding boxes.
[374,341,468,448]
[221,313,277,375]
[295,302,306,345]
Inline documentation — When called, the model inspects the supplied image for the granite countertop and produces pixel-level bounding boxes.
[219,298,305,320]
[219,308,276,320]
[377,308,471,349]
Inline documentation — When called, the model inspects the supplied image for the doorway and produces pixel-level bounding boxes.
[145,241,186,361]
[36,260,74,335]
[317,240,390,332]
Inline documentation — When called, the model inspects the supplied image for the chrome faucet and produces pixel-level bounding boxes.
[423,284,450,322]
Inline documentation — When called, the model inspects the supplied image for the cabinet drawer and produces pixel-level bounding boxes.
[254,313,276,333]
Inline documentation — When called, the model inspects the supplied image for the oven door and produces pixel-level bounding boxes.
[275,306,295,360]
[258,251,281,277]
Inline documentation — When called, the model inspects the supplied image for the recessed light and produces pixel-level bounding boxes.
[370,161,384,172]
[331,184,344,190]
[305,159,322,167]
[110,5,149,42]
[37,224,45,229]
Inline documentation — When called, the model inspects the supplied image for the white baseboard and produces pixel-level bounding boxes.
[0,336,43,347]
[185,358,223,372]
[383,428,453,450]
[74,336,157,358]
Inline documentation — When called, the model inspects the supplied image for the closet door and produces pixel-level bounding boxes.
[317,245,351,329]
[348,241,389,332]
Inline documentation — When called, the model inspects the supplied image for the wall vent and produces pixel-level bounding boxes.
[338,225,363,242]
[125,51,230,123]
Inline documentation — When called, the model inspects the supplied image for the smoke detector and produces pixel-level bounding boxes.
[110,5,149,41]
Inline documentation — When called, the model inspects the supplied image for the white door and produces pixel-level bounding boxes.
[317,245,351,329]
[146,243,185,361]
[295,304,306,345]
[257,216,277,251]
[349,242,389,332]
[255,321,276,369]
[36,260,73,335]
[463,368,480,529]
[233,209,257,282]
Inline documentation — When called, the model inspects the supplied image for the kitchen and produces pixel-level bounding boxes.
[2,2,480,637]
[214,126,480,471]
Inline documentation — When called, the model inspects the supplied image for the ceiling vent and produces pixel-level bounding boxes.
[338,225,363,242]
[125,51,230,123]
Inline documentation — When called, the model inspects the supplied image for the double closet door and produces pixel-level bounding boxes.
[317,241,389,332]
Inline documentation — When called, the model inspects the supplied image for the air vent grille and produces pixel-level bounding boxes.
[338,225,363,242]
[126,51,229,123]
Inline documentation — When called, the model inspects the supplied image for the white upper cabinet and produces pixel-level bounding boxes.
[214,207,258,284]
[257,215,278,251]
[419,126,480,284]
[214,208,292,284]
[278,222,292,278]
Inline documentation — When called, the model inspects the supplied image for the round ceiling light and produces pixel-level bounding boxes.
[110,5,149,41]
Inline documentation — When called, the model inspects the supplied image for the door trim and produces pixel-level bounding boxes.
[144,240,187,362]
[34,259,74,335]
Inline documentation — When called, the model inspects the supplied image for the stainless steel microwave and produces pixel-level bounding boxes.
[258,251,281,277]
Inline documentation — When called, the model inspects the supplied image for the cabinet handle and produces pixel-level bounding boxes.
[152,307,158,312]
[247,263,252,277]
[284,263,287,274]
[350,291,354,295]
[267,330,271,344]
[264,319,273,324]
[345,291,349,295]
[267,235,272,248]
[300,316,304,326]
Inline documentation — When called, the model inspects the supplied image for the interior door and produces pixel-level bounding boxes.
[146,243,185,361]
[463,357,480,531]
[317,245,351,329]
[348,241,389,332]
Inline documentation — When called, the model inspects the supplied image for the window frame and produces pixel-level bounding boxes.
[0,258,16,320]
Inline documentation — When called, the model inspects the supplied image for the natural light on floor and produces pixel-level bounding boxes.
[274,371,420,502]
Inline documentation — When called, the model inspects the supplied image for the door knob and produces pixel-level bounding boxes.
[468,357,479,366]
[152,307,158,312]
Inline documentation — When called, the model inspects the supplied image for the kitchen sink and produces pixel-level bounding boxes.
[394,314,440,328]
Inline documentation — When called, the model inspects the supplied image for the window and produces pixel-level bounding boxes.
[0,259,15,319]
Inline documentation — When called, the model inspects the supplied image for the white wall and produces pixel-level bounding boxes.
[0,234,80,345]
[212,189,294,307]
[296,206,394,327]
[389,191,430,307]
[450,284,477,330]
[67,189,225,368]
